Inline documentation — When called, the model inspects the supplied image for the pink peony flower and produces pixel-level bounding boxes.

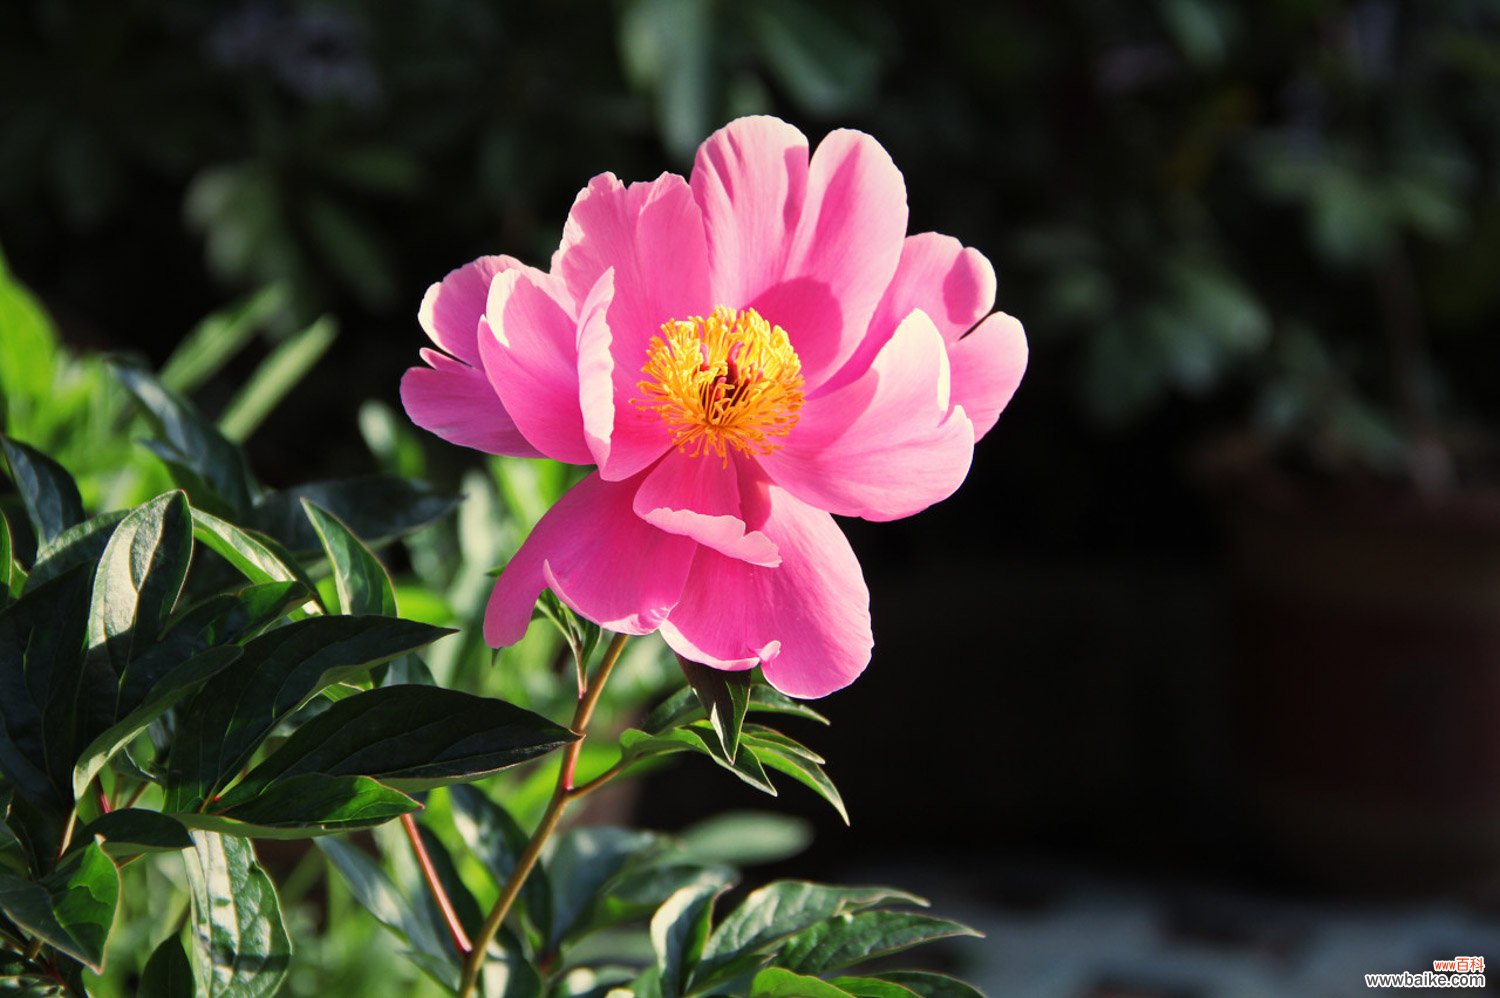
[402,116,1026,697]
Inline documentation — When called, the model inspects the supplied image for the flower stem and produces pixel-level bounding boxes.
[455,632,629,997]
[402,812,472,957]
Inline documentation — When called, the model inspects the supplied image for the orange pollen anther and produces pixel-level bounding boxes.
[634,306,805,460]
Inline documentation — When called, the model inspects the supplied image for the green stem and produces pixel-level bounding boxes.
[455,632,629,998]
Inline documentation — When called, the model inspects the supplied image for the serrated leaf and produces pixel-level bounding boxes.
[2,437,83,546]
[249,477,457,554]
[85,809,194,858]
[0,841,119,972]
[24,510,128,591]
[139,931,195,997]
[183,831,291,997]
[88,491,193,677]
[162,616,451,811]
[217,685,573,810]
[112,364,258,514]
[745,736,847,824]
[751,968,856,997]
[302,499,395,616]
[189,507,320,602]
[218,316,337,443]
[870,972,983,998]
[680,658,751,762]
[779,911,981,975]
[73,645,241,800]
[652,870,732,998]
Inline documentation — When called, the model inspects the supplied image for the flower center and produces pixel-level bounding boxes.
[635,306,805,460]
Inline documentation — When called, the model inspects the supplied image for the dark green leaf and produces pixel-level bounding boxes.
[621,725,778,796]
[827,979,921,998]
[302,499,396,616]
[751,968,856,997]
[139,931,195,998]
[642,686,700,734]
[679,811,812,867]
[190,508,320,600]
[548,827,657,947]
[700,883,925,980]
[0,509,12,604]
[652,870,732,998]
[218,685,573,809]
[414,823,483,945]
[249,476,457,554]
[745,734,847,824]
[0,841,119,972]
[0,567,92,812]
[183,831,291,997]
[25,510,128,591]
[680,658,751,762]
[74,646,242,800]
[112,363,259,514]
[85,809,194,858]
[87,491,193,676]
[316,837,457,989]
[871,972,983,998]
[748,685,830,725]
[162,616,452,811]
[448,784,550,939]
[743,0,881,114]
[779,912,981,975]
[200,773,418,835]
[2,437,83,547]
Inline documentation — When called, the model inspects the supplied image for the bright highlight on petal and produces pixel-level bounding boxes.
[634,306,805,461]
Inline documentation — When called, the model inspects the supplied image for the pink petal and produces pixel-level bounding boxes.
[632,451,780,567]
[399,350,542,458]
[480,267,593,465]
[691,116,810,313]
[418,255,522,367]
[758,308,975,522]
[770,128,908,389]
[951,311,1028,440]
[660,487,872,699]
[556,172,709,481]
[484,472,697,646]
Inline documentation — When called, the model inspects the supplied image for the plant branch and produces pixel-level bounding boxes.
[401,812,472,957]
[456,632,629,998]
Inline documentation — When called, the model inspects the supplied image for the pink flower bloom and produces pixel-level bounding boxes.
[402,116,1026,698]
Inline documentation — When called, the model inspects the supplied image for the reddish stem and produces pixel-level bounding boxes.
[400,812,472,956]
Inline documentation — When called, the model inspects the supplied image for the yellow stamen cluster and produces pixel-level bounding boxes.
[635,306,805,460]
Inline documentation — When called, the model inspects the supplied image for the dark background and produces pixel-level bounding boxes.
[6,0,1500,935]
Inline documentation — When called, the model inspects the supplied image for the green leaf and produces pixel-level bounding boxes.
[302,498,396,616]
[651,870,732,998]
[162,616,452,811]
[747,685,830,725]
[828,977,922,998]
[620,725,778,796]
[87,491,193,676]
[190,507,320,602]
[0,567,93,813]
[743,0,881,114]
[84,809,194,858]
[0,841,119,972]
[871,972,983,998]
[680,658,751,762]
[194,773,418,835]
[25,510,128,591]
[779,911,981,975]
[744,732,847,824]
[218,685,573,809]
[139,931,195,998]
[2,437,84,546]
[112,363,259,514]
[316,837,457,989]
[699,883,925,981]
[160,284,290,395]
[679,811,812,867]
[448,784,551,939]
[250,476,457,554]
[548,827,657,948]
[73,645,242,801]
[218,316,337,443]
[183,831,291,997]
[0,509,12,604]
[751,968,856,998]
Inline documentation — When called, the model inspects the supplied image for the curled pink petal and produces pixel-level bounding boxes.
[419,255,522,366]
[399,349,541,458]
[480,268,593,465]
[660,487,871,699]
[759,308,975,522]
[951,311,1028,440]
[632,451,780,567]
[484,472,697,646]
